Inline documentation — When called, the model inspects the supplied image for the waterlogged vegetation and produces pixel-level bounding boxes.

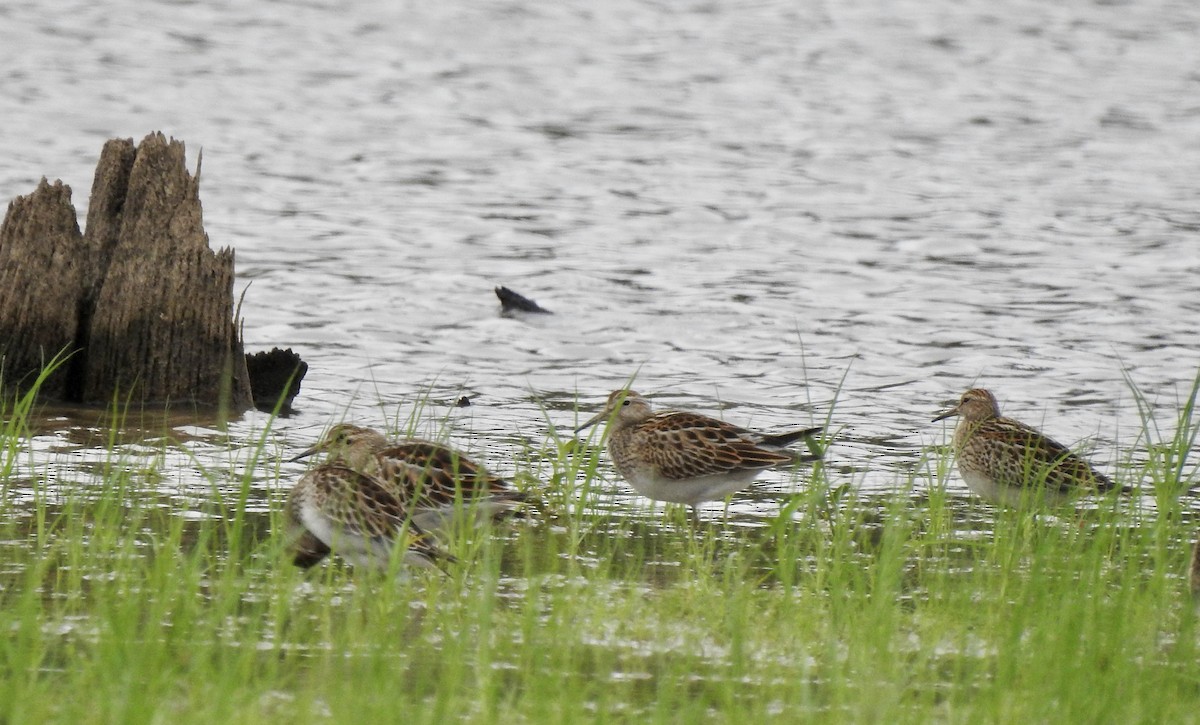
[3,368,1200,723]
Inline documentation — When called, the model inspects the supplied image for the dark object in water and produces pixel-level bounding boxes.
[246,347,308,414]
[455,395,472,407]
[495,286,552,315]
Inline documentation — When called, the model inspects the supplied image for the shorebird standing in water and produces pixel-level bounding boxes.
[576,389,824,522]
[291,424,529,533]
[933,388,1116,506]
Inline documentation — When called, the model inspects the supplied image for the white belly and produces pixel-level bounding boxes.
[625,469,762,506]
[958,467,1071,507]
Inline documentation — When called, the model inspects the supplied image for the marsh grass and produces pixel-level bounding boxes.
[3,372,1200,722]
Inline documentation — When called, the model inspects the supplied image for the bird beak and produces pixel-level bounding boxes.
[575,408,610,433]
[932,402,960,423]
[287,444,322,463]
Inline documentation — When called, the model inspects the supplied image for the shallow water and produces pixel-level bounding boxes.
[2,0,1199,519]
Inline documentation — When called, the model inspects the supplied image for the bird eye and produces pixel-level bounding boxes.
[622,399,630,406]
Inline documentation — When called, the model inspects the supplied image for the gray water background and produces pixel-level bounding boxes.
[2,0,1199,519]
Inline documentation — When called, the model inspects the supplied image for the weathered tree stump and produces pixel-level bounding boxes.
[0,179,88,399]
[0,132,304,413]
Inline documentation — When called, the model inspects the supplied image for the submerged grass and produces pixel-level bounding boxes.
[3,372,1200,722]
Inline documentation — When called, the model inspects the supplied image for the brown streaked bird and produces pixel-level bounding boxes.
[575,389,823,521]
[285,463,449,571]
[933,388,1116,506]
[291,424,529,532]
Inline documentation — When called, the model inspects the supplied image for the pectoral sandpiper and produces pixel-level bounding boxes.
[576,389,823,521]
[291,424,528,532]
[933,388,1116,506]
[285,463,449,571]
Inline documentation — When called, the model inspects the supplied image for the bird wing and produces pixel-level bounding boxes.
[342,469,450,565]
[377,441,515,506]
[640,412,794,480]
[326,467,418,539]
[978,420,1112,493]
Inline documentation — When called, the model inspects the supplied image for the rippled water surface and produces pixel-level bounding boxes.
[3,0,1200,514]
